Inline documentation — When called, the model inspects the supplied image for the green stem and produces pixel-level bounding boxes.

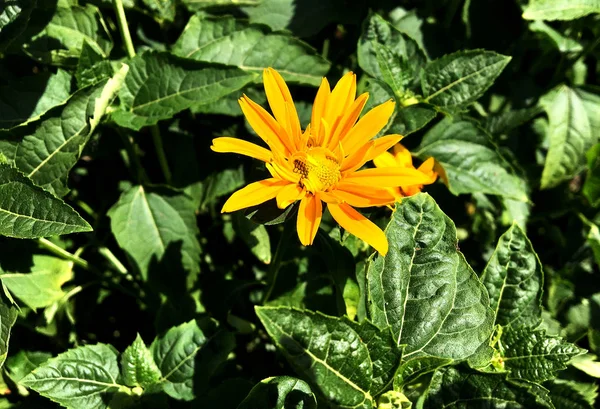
[151,125,172,184]
[38,238,90,270]
[98,247,129,275]
[117,129,147,184]
[113,0,136,59]
[262,220,294,304]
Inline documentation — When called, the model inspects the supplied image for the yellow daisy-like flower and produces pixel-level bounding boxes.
[373,143,438,200]
[211,68,434,255]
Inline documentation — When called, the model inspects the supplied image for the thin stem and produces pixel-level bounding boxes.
[98,247,129,275]
[151,125,172,184]
[117,129,147,184]
[38,238,90,270]
[262,220,294,304]
[113,0,136,59]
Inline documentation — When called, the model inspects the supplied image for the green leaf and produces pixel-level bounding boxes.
[421,50,510,110]
[233,212,271,264]
[0,69,71,130]
[483,106,542,136]
[237,376,317,409]
[172,14,330,86]
[393,356,453,390]
[0,0,36,51]
[377,390,412,409]
[540,85,597,189]
[0,254,73,310]
[500,326,584,383]
[0,164,91,238]
[141,0,175,23]
[529,20,583,53]
[5,350,51,383]
[255,306,375,409]
[416,117,528,201]
[357,13,426,81]
[121,334,161,389]
[108,185,201,280]
[366,193,494,360]
[11,64,128,197]
[547,379,597,409]
[112,51,256,130]
[182,0,261,11]
[75,39,114,88]
[0,298,17,369]
[570,353,600,378]
[481,223,544,328]
[425,366,554,408]
[20,344,124,409]
[523,0,600,20]
[199,166,245,210]
[151,319,234,401]
[22,4,112,66]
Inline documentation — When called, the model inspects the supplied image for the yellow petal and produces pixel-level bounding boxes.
[366,134,404,164]
[263,68,301,144]
[221,178,289,213]
[373,151,397,168]
[328,203,388,255]
[392,143,414,167]
[344,167,437,187]
[276,183,305,209]
[418,157,436,174]
[311,77,331,145]
[340,141,372,173]
[329,93,369,150]
[331,181,396,207]
[239,96,291,157]
[342,100,395,155]
[297,194,323,246]
[211,137,272,163]
[324,72,356,129]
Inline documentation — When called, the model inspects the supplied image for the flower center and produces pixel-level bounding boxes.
[293,147,341,193]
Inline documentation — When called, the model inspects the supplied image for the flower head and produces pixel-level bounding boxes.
[211,68,434,255]
[373,143,438,200]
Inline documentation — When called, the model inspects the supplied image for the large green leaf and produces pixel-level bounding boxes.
[120,334,161,389]
[22,4,112,66]
[584,144,600,207]
[237,376,317,409]
[11,64,128,197]
[20,344,125,409]
[111,51,256,130]
[5,351,51,383]
[424,366,554,408]
[233,213,272,264]
[0,297,17,368]
[500,326,584,383]
[523,0,600,20]
[547,379,597,409]
[172,14,329,86]
[366,193,494,360]
[421,50,510,110]
[0,164,91,238]
[108,185,201,280]
[255,306,375,409]
[0,254,73,310]
[481,223,543,328]
[0,69,71,130]
[540,85,596,189]
[416,118,528,201]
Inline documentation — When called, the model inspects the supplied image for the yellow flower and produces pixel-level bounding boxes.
[373,143,438,200]
[211,68,434,255]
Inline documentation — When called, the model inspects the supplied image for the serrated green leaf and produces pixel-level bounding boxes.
[5,350,51,383]
[540,85,596,189]
[547,379,597,409]
[0,254,73,310]
[393,357,453,390]
[529,20,583,53]
[76,39,114,89]
[483,106,542,136]
[425,366,554,408]
[0,0,36,51]
[0,69,71,130]
[11,64,128,197]
[21,4,112,66]
[0,298,17,369]
[172,14,329,86]
[366,193,494,360]
[20,344,124,409]
[111,51,256,130]
[416,117,528,200]
[255,306,374,409]
[481,223,543,328]
[0,164,91,238]
[523,0,600,20]
[121,334,161,388]
[108,185,201,280]
[233,212,271,264]
[237,376,317,409]
[141,0,175,23]
[500,326,584,383]
[421,50,510,109]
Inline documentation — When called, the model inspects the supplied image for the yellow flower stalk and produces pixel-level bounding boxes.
[373,143,438,200]
[211,68,434,255]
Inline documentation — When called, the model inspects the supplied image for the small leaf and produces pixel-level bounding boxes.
[173,14,330,86]
[121,334,161,389]
[237,376,318,409]
[540,85,596,189]
[141,0,175,23]
[233,212,271,264]
[393,357,453,390]
[421,50,510,110]
[182,0,261,11]
[366,193,494,360]
[547,379,598,409]
[0,0,37,51]
[416,117,528,201]
[20,344,124,409]
[584,144,600,207]
[529,20,583,53]
[500,326,584,383]
[0,254,74,310]
[481,223,544,328]
[111,51,256,130]
[523,0,600,20]
[0,164,91,238]
[255,306,375,409]
[377,390,412,409]
[5,350,51,383]
[76,39,114,89]
[0,297,17,368]
[108,185,201,280]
